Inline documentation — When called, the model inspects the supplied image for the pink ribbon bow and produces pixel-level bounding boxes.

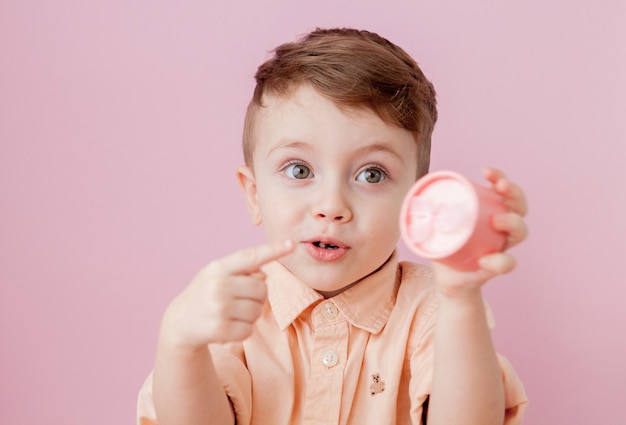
[406,196,470,244]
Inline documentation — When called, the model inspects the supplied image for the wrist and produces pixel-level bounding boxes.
[159,300,206,353]
[435,287,489,321]
[436,285,483,304]
[158,325,210,360]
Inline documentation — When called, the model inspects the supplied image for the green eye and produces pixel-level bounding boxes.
[285,163,312,179]
[357,168,385,183]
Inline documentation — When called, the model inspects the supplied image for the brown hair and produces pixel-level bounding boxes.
[242,27,438,178]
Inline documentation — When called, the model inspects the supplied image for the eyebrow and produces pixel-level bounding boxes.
[265,141,313,160]
[354,143,406,164]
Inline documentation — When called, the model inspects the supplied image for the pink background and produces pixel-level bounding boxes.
[1,0,624,424]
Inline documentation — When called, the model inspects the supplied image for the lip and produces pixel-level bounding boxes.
[302,236,350,262]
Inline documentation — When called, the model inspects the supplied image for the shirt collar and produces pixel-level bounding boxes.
[265,252,400,334]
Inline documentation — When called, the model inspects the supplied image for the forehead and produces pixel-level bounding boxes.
[253,84,414,152]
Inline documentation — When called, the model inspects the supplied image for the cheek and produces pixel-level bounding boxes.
[258,191,302,224]
[382,218,402,243]
[369,195,404,240]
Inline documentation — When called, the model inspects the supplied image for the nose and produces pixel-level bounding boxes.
[312,183,353,223]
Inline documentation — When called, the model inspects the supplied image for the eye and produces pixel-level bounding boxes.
[356,167,386,183]
[284,162,312,179]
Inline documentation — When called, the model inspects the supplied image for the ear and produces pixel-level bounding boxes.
[237,165,262,226]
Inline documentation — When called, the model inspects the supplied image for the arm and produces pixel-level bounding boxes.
[152,240,295,425]
[428,287,505,425]
[153,336,233,425]
[427,168,528,425]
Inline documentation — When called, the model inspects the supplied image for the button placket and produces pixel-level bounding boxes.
[304,309,348,424]
[322,302,338,320]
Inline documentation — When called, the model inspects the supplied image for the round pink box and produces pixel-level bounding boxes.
[399,171,507,271]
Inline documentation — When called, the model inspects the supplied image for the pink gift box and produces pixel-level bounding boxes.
[399,171,507,271]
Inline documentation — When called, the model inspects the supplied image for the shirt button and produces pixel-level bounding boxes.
[322,302,338,320]
[321,350,338,368]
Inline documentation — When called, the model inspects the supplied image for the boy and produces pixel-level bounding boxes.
[138,28,528,424]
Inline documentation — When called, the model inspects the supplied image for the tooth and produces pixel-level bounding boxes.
[319,243,327,248]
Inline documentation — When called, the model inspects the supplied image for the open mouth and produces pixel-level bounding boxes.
[313,241,339,250]
[305,238,349,262]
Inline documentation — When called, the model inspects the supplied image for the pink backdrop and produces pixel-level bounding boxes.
[1,1,625,424]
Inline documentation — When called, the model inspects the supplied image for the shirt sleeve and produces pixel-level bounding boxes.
[487,304,529,423]
[210,343,253,424]
[136,372,157,425]
[135,343,252,425]
[498,354,529,424]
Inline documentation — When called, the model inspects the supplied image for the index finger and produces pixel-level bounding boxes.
[215,240,295,276]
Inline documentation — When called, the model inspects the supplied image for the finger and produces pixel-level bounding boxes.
[482,166,507,184]
[213,240,295,276]
[492,212,529,249]
[228,275,268,302]
[483,167,528,216]
[496,180,528,217]
[247,270,267,281]
[226,298,266,323]
[478,252,517,275]
[217,321,255,343]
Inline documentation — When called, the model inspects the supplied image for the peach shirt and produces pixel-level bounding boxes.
[137,252,528,424]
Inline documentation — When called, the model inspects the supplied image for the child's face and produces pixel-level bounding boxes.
[239,84,418,296]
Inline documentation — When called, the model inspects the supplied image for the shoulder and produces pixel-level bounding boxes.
[398,260,434,281]
[396,260,437,303]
